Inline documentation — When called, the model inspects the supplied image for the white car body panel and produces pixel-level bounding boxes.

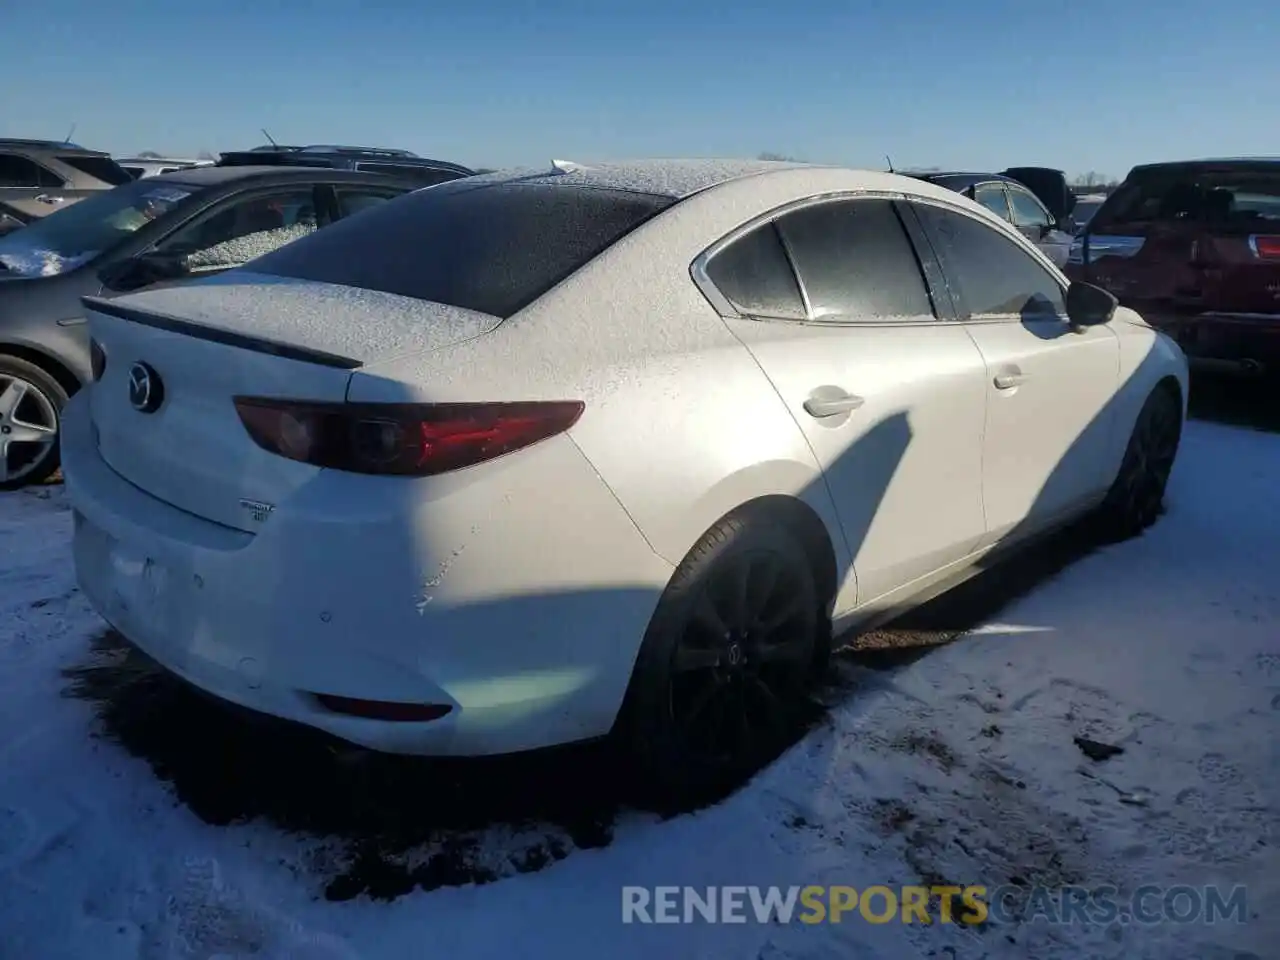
[964,317,1121,545]
[725,318,987,606]
[63,161,1190,757]
[63,392,673,755]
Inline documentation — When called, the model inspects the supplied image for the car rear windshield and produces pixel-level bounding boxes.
[249,181,677,318]
[56,154,134,186]
[1092,168,1280,234]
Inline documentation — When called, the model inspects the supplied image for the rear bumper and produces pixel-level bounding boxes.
[61,393,673,756]
[1141,313,1280,373]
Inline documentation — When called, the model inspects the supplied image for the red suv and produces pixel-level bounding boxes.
[1065,157,1280,375]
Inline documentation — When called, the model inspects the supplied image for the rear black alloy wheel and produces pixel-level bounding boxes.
[621,508,823,809]
[670,551,814,762]
[1100,387,1181,539]
[0,356,68,490]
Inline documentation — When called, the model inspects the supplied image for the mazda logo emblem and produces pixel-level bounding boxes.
[128,362,164,413]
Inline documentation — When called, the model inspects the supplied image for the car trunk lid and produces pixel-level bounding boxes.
[81,275,502,532]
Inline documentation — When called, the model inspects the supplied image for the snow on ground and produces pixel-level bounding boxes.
[1,412,1277,959]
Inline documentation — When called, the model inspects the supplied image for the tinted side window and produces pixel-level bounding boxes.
[155,188,320,270]
[974,184,1011,220]
[0,154,61,188]
[250,181,675,318]
[774,199,933,320]
[704,222,805,320]
[915,204,1066,318]
[56,154,133,186]
[336,187,409,219]
[1007,188,1052,228]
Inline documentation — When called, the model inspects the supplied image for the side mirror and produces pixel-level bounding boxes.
[1066,280,1117,331]
[100,251,188,292]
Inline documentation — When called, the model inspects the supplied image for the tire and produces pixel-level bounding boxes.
[1096,386,1182,541]
[0,354,68,490]
[618,506,824,810]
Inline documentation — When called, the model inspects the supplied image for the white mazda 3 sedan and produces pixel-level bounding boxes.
[62,160,1188,805]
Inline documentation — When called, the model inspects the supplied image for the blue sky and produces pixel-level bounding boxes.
[3,0,1275,179]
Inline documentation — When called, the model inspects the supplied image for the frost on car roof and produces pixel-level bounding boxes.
[471,158,813,199]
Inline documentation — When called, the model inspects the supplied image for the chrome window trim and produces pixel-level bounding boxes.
[690,187,1073,329]
[690,189,933,327]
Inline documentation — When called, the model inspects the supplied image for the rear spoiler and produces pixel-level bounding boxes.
[81,296,363,370]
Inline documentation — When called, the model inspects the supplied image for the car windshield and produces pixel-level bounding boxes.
[0,179,193,277]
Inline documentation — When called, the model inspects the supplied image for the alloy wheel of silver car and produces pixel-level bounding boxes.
[0,371,60,487]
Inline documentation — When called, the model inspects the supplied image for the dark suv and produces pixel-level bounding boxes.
[216,144,475,187]
[1065,157,1280,375]
[0,139,134,223]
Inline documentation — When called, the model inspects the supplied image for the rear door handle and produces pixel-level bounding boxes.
[803,391,864,418]
[993,369,1026,390]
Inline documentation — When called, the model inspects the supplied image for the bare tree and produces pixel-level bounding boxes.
[1073,171,1112,188]
[758,151,801,162]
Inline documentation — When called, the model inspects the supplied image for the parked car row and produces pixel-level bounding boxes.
[0,138,476,224]
[25,157,1186,806]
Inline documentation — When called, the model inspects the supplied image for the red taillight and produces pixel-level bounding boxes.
[89,338,107,382]
[1252,235,1280,259]
[232,398,585,476]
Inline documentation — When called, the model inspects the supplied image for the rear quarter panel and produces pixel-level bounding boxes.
[351,170,922,593]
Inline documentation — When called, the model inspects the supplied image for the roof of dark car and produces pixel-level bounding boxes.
[1128,157,1280,177]
[216,147,475,176]
[149,165,416,188]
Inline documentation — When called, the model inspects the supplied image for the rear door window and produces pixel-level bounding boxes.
[56,154,134,186]
[154,187,321,271]
[249,181,676,318]
[0,154,62,188]
[335,186,411,218]
[774,198,935,321]
[703,221,806,320]
[914,203,1066,319]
